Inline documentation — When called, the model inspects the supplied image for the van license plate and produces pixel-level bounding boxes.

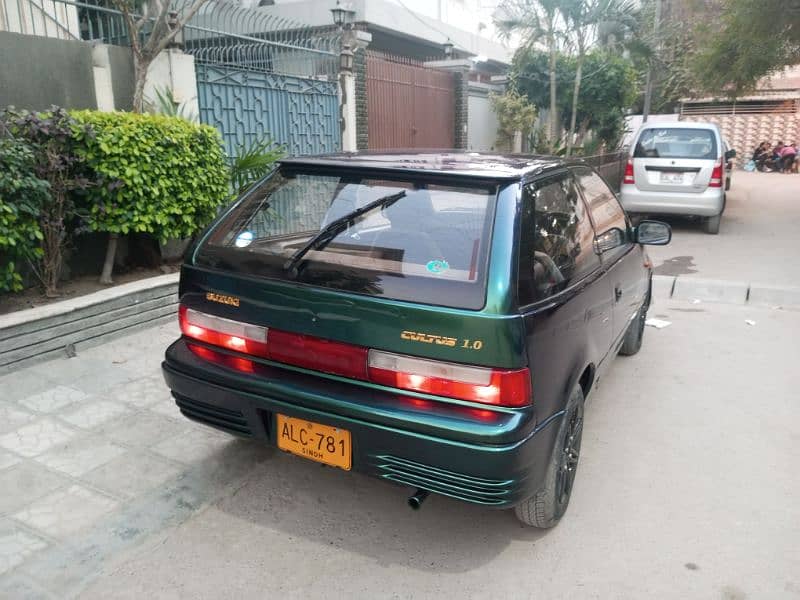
[660,172,683,184]
[276,414,351,470]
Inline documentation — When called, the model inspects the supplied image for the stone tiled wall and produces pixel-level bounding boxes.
[354,47,369,151]
[454,70,469,150]
[681,113,800,166]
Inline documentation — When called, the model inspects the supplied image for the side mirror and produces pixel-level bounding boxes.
[594,227,626,254]
[634,220,671,245]
[725,148,737,160]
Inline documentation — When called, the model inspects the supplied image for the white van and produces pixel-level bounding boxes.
[619,121,735,234]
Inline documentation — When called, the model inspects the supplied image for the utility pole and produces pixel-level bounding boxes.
[642,0,661,122]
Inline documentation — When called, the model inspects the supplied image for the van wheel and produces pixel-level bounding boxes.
[704,214,721,234]
[514,385,584,528]
[619,302,646,356]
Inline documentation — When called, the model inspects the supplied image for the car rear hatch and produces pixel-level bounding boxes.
[170,162,530,419]
[631,127,720,193]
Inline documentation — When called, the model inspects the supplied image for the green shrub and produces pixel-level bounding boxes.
[71,111,229,241]
[1,107,92,296]
[0,137,49,293]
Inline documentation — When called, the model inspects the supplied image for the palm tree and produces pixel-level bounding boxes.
[496,0,566,149]
[560,0,638,155]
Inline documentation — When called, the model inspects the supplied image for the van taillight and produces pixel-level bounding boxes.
[623,159,635,184]
[179,306,532,408]
[709,158,723,187]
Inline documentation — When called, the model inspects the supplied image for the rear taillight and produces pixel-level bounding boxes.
[179,305,268,356]
[179,306,532,408]
[623,159,635,184]
[709,158,723,187]
[268,330,368,380]
[368,350,531,407]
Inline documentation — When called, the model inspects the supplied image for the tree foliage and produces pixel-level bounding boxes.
[692,0,800,96]
[512,48,636,148]
[0,137,49,293]
[490,90,538,151]
[0,108,92,296]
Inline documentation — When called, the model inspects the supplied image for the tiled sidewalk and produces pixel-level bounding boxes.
[0,321,269,599]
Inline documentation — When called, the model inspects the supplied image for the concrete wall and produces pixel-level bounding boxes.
[143,49,199,119]
[467,82,501,151]
[0,31,135,112]
[0,30,97,110]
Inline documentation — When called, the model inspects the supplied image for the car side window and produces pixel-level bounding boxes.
[518,174,601,305]
[572,166,629,258]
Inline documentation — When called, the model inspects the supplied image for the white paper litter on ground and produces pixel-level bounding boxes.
[745,319,756,326]
[645,318,672,329]
[691,299,702,304]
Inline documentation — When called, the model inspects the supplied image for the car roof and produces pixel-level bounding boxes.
[637,121,721,132]
[278,151,567,181]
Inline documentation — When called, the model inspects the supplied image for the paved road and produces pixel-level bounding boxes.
[1,300,797,599]
[647,171,800,285]
[1,170,798,599]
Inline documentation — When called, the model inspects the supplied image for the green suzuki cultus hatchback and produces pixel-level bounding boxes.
[162,152,671,527]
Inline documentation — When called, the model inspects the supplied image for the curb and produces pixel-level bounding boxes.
[652,275,800,308]
[0,274,179,375]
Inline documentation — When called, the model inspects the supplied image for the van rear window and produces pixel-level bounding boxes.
[194,166,497,310]
[634,128,717,159]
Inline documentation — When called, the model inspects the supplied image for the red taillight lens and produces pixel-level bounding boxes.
[179,307,532,409]
[709,158,723,187]
[368,350,532,407]
[623,159,635,184]
[179,305,268,357]
[268,330,369,380]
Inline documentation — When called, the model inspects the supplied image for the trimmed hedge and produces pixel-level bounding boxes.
[71,111,229,241]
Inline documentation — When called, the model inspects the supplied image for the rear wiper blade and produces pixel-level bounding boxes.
[283,190,407,278]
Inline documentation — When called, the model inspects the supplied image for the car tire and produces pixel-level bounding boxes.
[704,214,721,234]
[514,384,584,528]
[619,301,647,356]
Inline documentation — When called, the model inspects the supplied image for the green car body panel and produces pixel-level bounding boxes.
[162,153,652,509]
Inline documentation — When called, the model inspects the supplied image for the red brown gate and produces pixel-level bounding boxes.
[366,51,455,149]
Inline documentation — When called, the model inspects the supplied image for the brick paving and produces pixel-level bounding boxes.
[0,320,269,599]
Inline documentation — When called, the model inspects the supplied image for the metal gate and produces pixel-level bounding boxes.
[194,63,340,158]
[184,3,341,158]
[366,51,455,149]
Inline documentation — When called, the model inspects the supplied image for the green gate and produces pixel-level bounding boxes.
[183,5,342,158]
[194,62,340,158]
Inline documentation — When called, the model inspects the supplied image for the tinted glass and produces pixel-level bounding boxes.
[195,167,497,310]
[572,166,628,236]
[634,127,718,159]
[518,175,600,304]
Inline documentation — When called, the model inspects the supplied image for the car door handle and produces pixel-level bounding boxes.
[615,285,623,301]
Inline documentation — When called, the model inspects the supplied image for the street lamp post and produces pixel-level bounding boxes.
[331,2,357,151]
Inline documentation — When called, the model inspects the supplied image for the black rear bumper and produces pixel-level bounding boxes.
[162,339,561,508]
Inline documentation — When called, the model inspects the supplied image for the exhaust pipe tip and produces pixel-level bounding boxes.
[408,489,429,510]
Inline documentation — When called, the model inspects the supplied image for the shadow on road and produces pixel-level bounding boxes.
[205,437,548,573]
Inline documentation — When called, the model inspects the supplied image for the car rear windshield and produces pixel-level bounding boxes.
[634,128,718,159]
[194,166,498,310]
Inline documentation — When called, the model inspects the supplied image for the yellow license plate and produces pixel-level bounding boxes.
[276,414,351,471]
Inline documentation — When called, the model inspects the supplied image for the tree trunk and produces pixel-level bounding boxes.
[100,233,118,285]
[132,56,149,113]
[548,32,558,150]
[566,53,584,157]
